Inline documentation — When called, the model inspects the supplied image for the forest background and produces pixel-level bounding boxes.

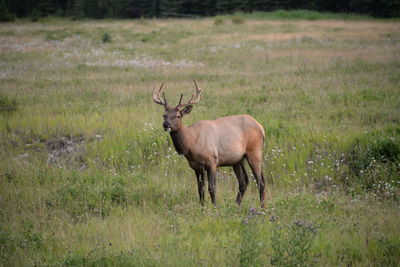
[2,0,400,21]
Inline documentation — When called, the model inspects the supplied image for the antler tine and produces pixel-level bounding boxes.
[188,79,202,104]
[162,92,168,106]
[152,83,167,106]
[193,79,199,91]
[175,80,202,109]
[178,94,184,106]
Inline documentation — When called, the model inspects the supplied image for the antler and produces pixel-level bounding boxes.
[176,79,202,109]
[152,83,168,107]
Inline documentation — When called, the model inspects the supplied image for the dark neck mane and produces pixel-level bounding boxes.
[170,129,190,155]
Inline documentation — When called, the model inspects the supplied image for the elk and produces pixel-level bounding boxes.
[152,81,266,208]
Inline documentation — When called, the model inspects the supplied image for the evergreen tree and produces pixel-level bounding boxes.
[196,0,217,15]
[387,0,400,17]
[217,0,246,13]
[130,0,156,17]
[37,0,55,16]
[84,0,100,18]
[0,0,15,21]
[252,0,274,11]
[161,0,181,15]
[72,0,84,18]
[150,0,161,16]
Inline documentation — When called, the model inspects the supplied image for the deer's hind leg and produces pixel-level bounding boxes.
[195,170,205,206]
[206,164,217,206]
[233,159,249,205]
[245,148,266,208]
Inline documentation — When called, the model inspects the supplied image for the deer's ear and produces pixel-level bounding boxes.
[181,105,193,116]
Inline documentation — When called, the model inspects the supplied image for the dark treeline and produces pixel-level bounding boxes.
[1,0,399,21]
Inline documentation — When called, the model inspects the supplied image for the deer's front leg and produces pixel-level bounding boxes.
[206,165,217,206]
[195,170,205,206]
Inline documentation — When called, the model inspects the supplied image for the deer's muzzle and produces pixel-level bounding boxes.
[163,122,171,131]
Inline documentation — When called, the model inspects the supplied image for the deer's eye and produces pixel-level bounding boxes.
[177,115,181,118]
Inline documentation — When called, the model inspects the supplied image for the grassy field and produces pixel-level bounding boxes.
[1,13,400,266]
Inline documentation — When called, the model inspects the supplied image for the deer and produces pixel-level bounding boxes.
[152,80,266,208]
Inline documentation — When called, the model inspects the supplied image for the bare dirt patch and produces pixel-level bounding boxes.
[46,136,86,169]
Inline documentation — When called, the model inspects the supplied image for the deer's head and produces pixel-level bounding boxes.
[152,80,202,132]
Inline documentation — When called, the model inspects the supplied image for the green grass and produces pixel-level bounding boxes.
[0,13,400,266]
[231,10,375,21]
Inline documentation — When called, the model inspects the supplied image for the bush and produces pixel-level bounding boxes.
[102,32,112,43]
[213,16,224,25]
[347,128,399,176]
[232,15,245,24]
[345,128,400,199]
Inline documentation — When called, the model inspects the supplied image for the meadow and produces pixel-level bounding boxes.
[0,12,399,266]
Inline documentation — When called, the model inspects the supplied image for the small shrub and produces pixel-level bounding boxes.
[345,128,400,198]
[270,220,318,266]
[0,94,18,116]
[102,32,112,43]
[348,129,400,168]
[214,16,224,25]
[232,15,245,24]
